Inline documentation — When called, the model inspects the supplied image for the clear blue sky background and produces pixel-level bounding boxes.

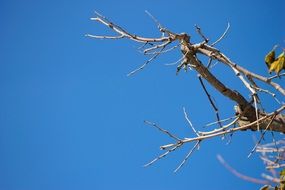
[0,0,284,190]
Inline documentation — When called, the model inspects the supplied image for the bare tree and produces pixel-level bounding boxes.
[87,11,285,186]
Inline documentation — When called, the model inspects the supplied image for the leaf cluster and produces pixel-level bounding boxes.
[265,46,285,76]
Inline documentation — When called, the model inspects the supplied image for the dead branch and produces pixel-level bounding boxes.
[248,114,277,158]
[211,22,230,46]
[160,105,284,150]
[198,75,223,128]
[217,154,269,185]
[88,12,285,171]
[144,120,181,141]
[183,107,199,136]
[196,45,285,96]
[174,141,200,173]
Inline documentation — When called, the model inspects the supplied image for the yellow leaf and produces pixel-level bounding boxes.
[269,52,285,75]
[265,50,275,68]
[265,45,277,68]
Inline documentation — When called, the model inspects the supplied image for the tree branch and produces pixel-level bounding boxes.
[88,13,285,171]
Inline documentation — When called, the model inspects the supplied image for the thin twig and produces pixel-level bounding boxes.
[89,12,171,43]
[261,173,280,183]
[198,76,223,128]
[248,114,277,158]
[259,140,285,147]
[211,22,230,46]
[144,143,182,167]
[260,156,277,165]
[268,73,285,80]
[226,131,235,145]
[206,116,236,127]
[183,107,199,136]
[266,163,285,169]
[138,42,153,50]
[144,120,181,141]
[230,65,261,130]
[145,10,163,31]
[174,141,200,172]
[127,45,168,76]
[256,147,285,153]
[217,154,269,185]
[161,105,285,149]
[165,49,189,66]
[85,34,125,39]
[253,95,260,130]
[195,25,209,43]
[271,131,279,156]
[206,58,213,68]
[199,117,239,136]
[143,40,172,54]
[251,85,281,105]
[209,61,219,69]
[145,10,175,37]
[145,44,179,55]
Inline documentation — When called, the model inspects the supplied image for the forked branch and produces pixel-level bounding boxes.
[88,12,285,171]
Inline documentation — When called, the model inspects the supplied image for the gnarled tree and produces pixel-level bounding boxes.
[87,11,285,187]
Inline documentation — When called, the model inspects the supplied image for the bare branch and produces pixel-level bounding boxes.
[143,40,172,54]
[253,95,260,130]
[145,10,176,37]
[89,12,171,43]
[198,75,222,128]
[206,116,236,127]
[127,44,167,76]
[268,73,285,80]
[211,22,230,46]
[88,14,285,172]
[145,44,179,55]
[195,24,209,43]
[230,65,262,130]
[251,85,281,105]
[161,105,285,149]
[144,143,182,167]
[174,141,200,173]
[266,163,285,169]
[199,117,239,136]
[217,154,269,185]
[248,114,277,158]
[165,55,185,66]
[85,34,125,40]
[197,46,285,96]
[206,58,213,68]
[183,107,199,136]
[257,147,285,153]
[144,120,181,141]
[261,173,280,183]
[144,10,164,33]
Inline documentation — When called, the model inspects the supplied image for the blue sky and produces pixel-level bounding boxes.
[0,0,284,189]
